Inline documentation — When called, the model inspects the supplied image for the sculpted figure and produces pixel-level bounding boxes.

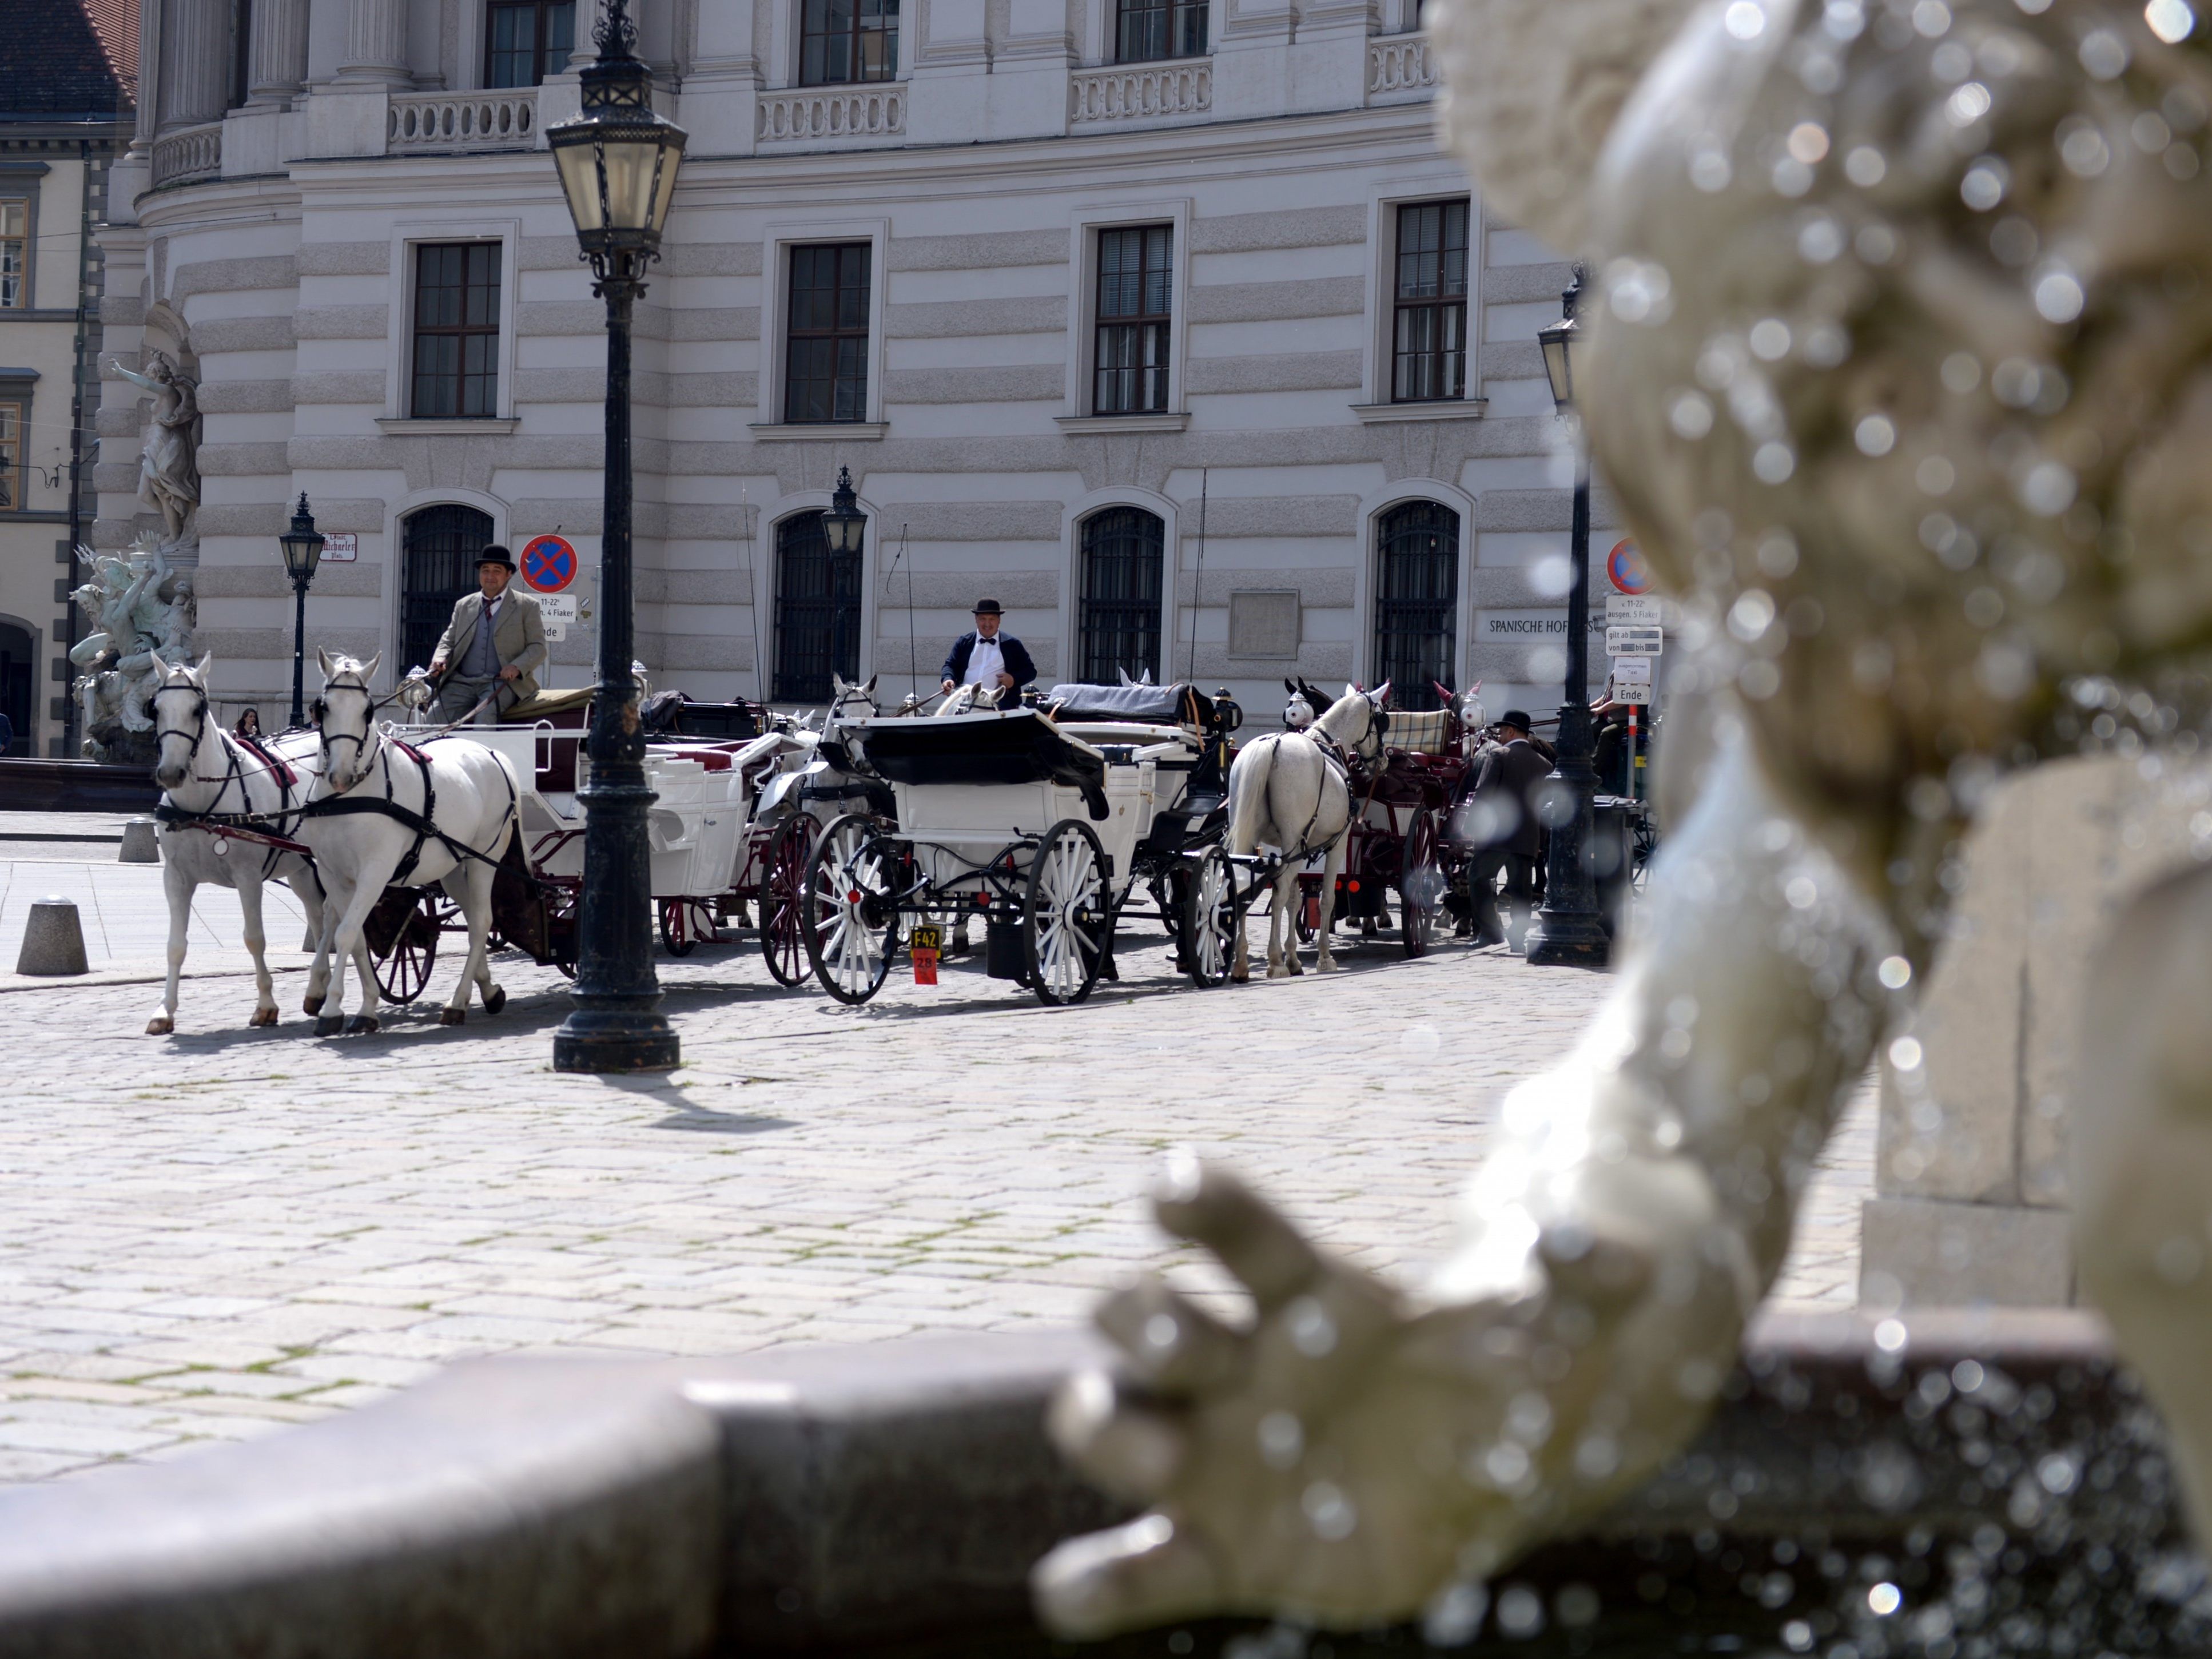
[1035,0,2212,1634]
[108,351,201,548]
[68,540,193,759]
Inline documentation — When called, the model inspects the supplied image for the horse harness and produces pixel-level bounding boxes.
[1278,702,1386,863]
[300,705,518,888]
[149,685,315,878]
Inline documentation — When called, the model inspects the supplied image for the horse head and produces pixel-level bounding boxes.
[1453,681,1486,735]
[829,673,880,722]
[149,650,216,793]
[936,682,1003,717]
[1313,682,1391,769]
[314,647,384,791]
[1282,678,1316,731]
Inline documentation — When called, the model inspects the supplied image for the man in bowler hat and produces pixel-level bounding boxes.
[940,599,1036,697]
[1461,708,1554,950]
[428,544,546,725]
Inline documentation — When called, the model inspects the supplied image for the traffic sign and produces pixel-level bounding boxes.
[521,534,579,594]
[1612,653,1653,691]
[537,592,579,642]
[1606,625,1664,657]
[1605,593,1661,626]
[1606,538,1653,595]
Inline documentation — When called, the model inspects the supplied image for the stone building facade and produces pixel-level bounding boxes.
[99,0,1608,723]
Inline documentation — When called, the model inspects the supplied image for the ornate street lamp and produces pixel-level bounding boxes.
[822,466,866,556]
[547,0,687,1073]
[278,493,325,730]
[1522,267,1612,969]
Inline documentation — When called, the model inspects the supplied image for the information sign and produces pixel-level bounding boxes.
[536,592,579,642]
[1606,624,1664,657]
[1605,593,1661,626]
[320,533,359,563]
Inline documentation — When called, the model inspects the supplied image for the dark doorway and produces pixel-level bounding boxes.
[401,504,496,674]
[0,622,31,754]
[1372,500,1459,711]
[773,510,861,702]
[1077,507,1164,685]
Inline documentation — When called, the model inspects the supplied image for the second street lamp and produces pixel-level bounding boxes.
[547,0,688,1073]
[1522,268,1612,969]
[823,466,866,556]
[278,493,325,730]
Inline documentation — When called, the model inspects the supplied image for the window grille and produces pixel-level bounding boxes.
[800,0,900,84]
[485,0,575,86]
[1372,500,1459,710]
[0,404,18,511]
[0,620,29,756]
[1391,200,1469,403]
[774,510,862,702]
[1112,0,1206,62]
[411,243,502,419]
[784,244,872,424]
[0,202,26,309]
[1094,225,1172,415]
[400,504,496,673]
[1078,507,1165,684]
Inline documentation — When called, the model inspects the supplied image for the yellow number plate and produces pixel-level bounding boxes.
[910,924,944,951]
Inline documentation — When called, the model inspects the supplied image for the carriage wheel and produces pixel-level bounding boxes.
[1400,813,1444,959]
[1024,819,1109,1007]
[659,898,718,957]
[802,813,897,1005]
[1294,876,1320,945]
[1182,848,1239,989]
[547,881,580,979]
[371,894,439,1004]
[759,815,817,987]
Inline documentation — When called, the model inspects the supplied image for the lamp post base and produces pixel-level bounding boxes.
[552,1008,680,1073]
[1522,912,1612,969]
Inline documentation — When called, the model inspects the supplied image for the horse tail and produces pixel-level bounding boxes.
[1224,733,1274,858]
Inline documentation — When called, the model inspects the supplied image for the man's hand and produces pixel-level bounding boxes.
[996,672,1017,690]
[428,657,447,678]
[499,665,521,682]
[941,678,957,694]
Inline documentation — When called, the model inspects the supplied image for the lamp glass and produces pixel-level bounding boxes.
[552,134,606,234]
[279,520,324,583]
[1539,316,1576,412]
[824,506,865,555]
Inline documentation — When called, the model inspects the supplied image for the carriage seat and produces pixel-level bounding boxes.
[1386,708,1458,755]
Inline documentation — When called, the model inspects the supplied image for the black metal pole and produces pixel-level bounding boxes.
[1523,424,1610,969]
[553,271,679,1072]
[289,576,309,729]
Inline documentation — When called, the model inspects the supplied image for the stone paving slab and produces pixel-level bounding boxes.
[0,860,315,988]
[0,892,1873,1483]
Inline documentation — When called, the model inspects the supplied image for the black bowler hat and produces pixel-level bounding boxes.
[476,544,516,571]
[1500,709,1533,731]
[973,598,1004,616]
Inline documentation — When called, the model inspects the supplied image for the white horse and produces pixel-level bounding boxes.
[298,650,520,1035]
[1282,678,1316,731]
[143,654,328,1035]
[1226,683,1391,980]
[936,682,1006,717]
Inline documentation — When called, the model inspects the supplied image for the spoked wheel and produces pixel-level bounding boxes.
[1399,813,1445,959]
[803,813,899,1005]
[1024,818,1110,1006]
[369,891,439,1004]
[658,898,718,957]
[547,881,580,979]
[759,815,817,987]
[1182,848,1239,989]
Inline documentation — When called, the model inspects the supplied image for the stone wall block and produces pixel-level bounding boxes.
[1859,1196,2076,1308]
[884,296,1067,339]
[1183,350,1362,395]
[1188,204,1367,253]
[1185,274,1364,324]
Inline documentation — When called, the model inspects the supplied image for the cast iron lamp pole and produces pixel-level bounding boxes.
[1522,267,1612,969]
[547,0,688,1073]
[277,494,325,730]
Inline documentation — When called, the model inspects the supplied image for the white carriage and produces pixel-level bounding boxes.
[797,683,1241,1006]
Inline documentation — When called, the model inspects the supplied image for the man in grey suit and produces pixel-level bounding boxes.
[427,545,546,725]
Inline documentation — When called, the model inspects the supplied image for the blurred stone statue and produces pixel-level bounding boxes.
[69,538,196,763]
[1035,0,2212,1636]
[108,351,201,553]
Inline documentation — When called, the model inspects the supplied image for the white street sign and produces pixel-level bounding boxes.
[1612,681,1652,705]
[538,591,580,642]
[321,533,359,563]
[1612,653,1653,686]
[1605,593,1661,626]
[1606,624,1664,657]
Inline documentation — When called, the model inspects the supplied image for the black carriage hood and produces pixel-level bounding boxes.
[862,711,1110,821]
[1041,683,1214,726]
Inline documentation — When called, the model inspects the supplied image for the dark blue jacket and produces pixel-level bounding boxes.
[941,631,1036,688]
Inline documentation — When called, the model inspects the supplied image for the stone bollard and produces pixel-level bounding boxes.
[15,897,90,976]
[118,817,161,863]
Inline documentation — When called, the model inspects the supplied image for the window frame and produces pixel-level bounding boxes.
[1076,506,1167,685]
[398,502,500,673]
[1390,198,1470,404]
[383,221,520,425]
[0,401,23,512]
[797,0,900,86]
[409,241,505,420]
[1091,224,1175,416]
[754,218,890,432]
[771,507,866,702]
[782,242,874,425]
[1062,200,1191,424]
[482,0,576,87]
[0,197,31,311]
[1359,183,1485,413]
[1110,0,1207,63]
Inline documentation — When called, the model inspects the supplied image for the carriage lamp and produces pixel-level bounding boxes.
[1522,266,1612,970]
[823,466,866,556]
[550,0,687,1074]
[279,493,326,730]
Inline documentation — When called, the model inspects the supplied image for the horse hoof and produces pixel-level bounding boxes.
[303,994,325,1016]
[1229,967,1250,984]
[482,986,507,1015]
[1266,964,1293,980]
[1316,957,1339,974]
[345,1016,381,1036]
[439,1008,466,1027]
[249,1007,279,1028]
[315,1015,344,1037]
[145,1016,173,1036]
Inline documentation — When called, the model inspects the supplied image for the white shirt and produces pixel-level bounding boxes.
[965,635,1005,687]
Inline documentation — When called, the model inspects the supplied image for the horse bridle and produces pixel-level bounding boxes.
[151,680,210,757]
[314,674,380,786]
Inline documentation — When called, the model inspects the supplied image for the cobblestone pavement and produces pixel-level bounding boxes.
[0,891,1873,1483]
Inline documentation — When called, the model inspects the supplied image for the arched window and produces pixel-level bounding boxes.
[774,510,861,701]
[0,619,32,755]
[1372,500,1459,711]
[1077,507,1164,685]
[401,504,496,674]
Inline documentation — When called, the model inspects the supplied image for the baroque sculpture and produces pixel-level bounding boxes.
[108,350,202,555]
[1035,0,2212,1634]
[70,538,197,765]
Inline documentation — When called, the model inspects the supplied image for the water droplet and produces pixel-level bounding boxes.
[2058,116,2112,177]
[1144,1312,1181,1351]
[1961,156,2009,209]
[2147,0,2195,41]
[1257,1409,1304,1467]
[1785,875,1819,909]
[2019,460,2077,516]
[1302,1479,1358,1539]
[1856,222,1899,263]
[1531,554,1573,598]
[1783,1618,1815,1651]
[1557,1584,1602,1628]
[1916,456,1956,495]
[1729,589,1778,639]
[1423,1583,1489,1648]
[1952,1358,1986,1393]
[1855,413,1897,456]
[1485,1440,1532,1485]
[1748,319,1792,361]
[2155,1235,2205,1283]
[1496,1585,1545,1637]
[2037,1451,2079,1494]
[1930,39,1973,81]
[1160,1147,1202,1202]
[1941,351,1982,393]
[1824,0,1865,38]
[1947,81,1992,124]
[1286,1295,1338,1357]
[1669,389,1716,439]
[1879,955,1913,989]
[1756,529,1800,576]
[1725,0,1767,38]
[1913,0,1951,34]
[1889,1036,1924,1070]
[1869,1581,1904,1615]
[2079,29,2130,78]
[1788,122,1831,164]
[1844,145,1887,188]
[1797,216,1845,263]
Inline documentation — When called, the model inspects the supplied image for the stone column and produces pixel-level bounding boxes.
[156,0,229,129]
[129,0,162,155]
[335,0,409,86]
[247,0,309,106]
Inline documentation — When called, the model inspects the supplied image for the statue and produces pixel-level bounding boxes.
[1034,0,2212,1636]
[69,538,196,764]
[107,351,201,554]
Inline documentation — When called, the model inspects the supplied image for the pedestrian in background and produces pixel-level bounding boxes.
[1457,709,1552,950]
